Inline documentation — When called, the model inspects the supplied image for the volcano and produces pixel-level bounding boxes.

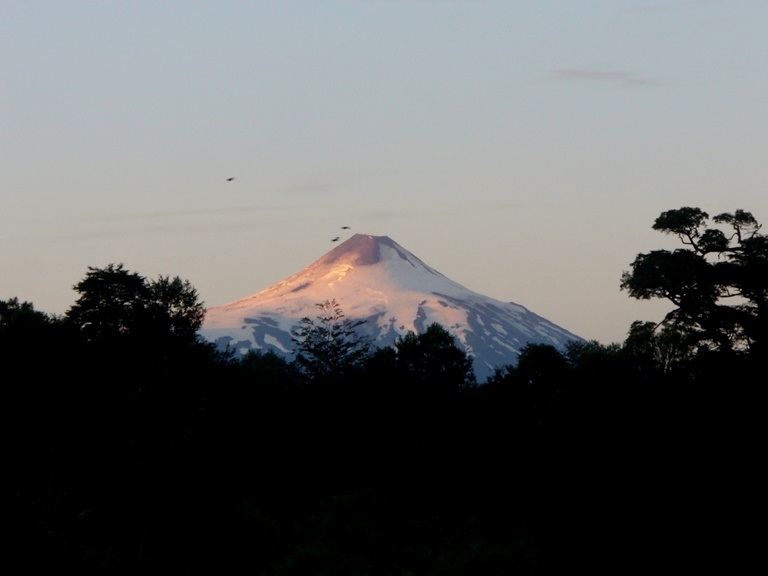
[199,234,584,382]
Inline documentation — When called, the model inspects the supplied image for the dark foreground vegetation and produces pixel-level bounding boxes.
[3,207,764,574]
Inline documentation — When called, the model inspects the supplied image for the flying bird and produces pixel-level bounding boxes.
[331,237,340,242]
[341,226,351,229]
[226,177,235,181]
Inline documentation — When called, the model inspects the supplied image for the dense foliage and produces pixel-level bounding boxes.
[4,208,763,573]
[621,207,767,359]
[291,299,372,382]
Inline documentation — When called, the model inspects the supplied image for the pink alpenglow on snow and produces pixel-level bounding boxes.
[200,234,584,382]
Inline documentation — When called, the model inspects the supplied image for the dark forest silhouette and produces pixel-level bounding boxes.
[3,207,763,574]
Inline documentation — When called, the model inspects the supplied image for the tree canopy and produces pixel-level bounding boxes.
[620,207,767,359]
[290,298,372,381]
[65,262,206,345]
[4,242,759,573]
[386,322,477,393]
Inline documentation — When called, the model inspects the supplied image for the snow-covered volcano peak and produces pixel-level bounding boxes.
[230,234,458,304]
[313,234,443,276]
[200,234,584,382]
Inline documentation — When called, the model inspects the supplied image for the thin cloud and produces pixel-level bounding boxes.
[620,0,722,15]
[99,205,290,223]
[357,209,423,222]
[552,68,658,86]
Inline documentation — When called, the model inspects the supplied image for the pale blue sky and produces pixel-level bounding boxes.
[2,1,767,344]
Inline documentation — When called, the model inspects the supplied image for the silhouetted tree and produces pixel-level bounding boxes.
[1,296,74,414]
[65,263,151,342]
[65,263,205,346]
[147,274,206,342]
[495,343,569,430]
[621,319,696,375]
[390,322,476,394]
[290,299,372,381]
[1,296,54,334]
[3,297,76,558]
[239,349,301,388]
[620,207,767,360]
[10,227,762,574]
[515,343,569,387]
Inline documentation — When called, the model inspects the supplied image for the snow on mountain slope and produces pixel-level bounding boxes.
[200,234,584,382]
